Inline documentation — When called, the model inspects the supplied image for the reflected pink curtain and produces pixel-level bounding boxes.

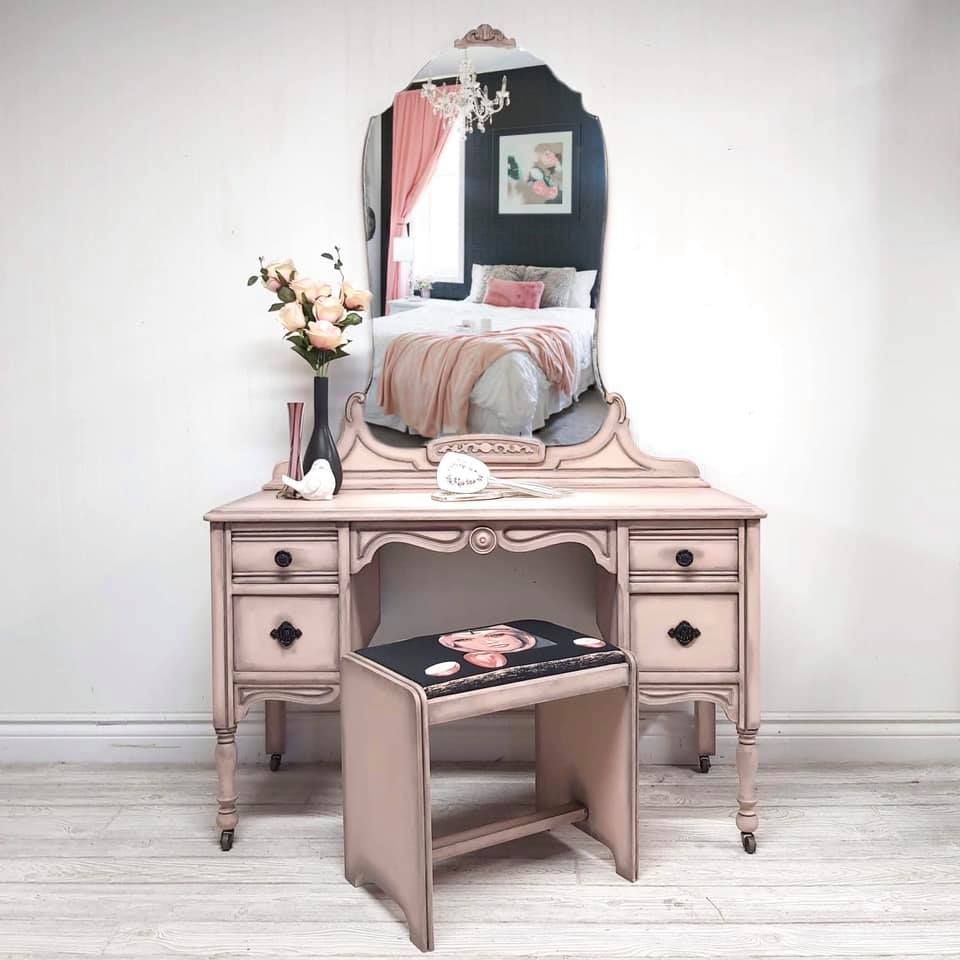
[386,89,458,302]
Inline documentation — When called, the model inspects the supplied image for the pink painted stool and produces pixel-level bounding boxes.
[340,620,638,952]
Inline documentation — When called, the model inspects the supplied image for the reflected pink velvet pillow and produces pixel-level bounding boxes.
[483,277,545,309]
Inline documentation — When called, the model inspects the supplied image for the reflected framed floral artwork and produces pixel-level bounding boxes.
[498,129,574,215]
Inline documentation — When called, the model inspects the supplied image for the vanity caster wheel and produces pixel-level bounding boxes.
[741,832,757,855]
[269,753,282,772]
[697,755,711,774]
[220,830,234,852]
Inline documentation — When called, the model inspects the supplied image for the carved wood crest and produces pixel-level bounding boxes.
[454,24,517,49]
[332,392,702,490]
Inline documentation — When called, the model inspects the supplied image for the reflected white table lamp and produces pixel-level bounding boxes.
[392,235,415,298]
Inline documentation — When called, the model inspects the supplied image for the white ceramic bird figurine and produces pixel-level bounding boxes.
[282,459,336,500]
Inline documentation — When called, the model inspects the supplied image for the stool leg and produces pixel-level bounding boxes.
[340,656,434,952]
[535,678,638,882]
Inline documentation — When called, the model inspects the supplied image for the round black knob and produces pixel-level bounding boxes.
[274,550,293,568]
[675,549,694,568]
[668,620,701,647]
[270,621,302,648]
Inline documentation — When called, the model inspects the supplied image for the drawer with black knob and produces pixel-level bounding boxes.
[231,531,338,580]
[628,533,738,578]
[232,597,339,672]
[630,594,738,671]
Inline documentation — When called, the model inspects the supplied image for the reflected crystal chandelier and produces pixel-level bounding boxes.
[421,51,510,136]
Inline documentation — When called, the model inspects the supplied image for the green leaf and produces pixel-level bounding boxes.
[340,312,363,327]
[289,342,314,365]
[277,285,296,303]
[268,303,283,312]
[247,275,259,286]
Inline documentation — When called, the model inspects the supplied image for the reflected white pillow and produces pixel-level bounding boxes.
[465,264,487,301]
[569,270,597,309]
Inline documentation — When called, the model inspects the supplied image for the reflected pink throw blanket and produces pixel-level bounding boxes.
[378,325,577,438]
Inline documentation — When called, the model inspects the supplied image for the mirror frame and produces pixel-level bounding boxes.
[356,23,612,454]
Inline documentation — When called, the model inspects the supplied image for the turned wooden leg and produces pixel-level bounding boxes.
[694,701,716,773]
[215,726,239,850]
[736,728,759,853]
[265,700,286,771]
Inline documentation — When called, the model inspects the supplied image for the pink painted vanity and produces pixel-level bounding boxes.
[204,392,765,854]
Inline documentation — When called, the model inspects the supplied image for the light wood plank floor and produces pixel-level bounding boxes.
[1,762,959,958]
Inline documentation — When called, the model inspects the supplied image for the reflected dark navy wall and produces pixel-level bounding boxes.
[377,65,605,312]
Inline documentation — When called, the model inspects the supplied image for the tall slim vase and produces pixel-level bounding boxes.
[278,401,305,499]
[303,376,343,494]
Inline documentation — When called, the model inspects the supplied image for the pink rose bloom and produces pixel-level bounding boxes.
[342,281,373,311]
[277,302,306,332]
[262,258,295,290]
[290,278,332,304]
[306,320,346,351]
[313,296,345,324]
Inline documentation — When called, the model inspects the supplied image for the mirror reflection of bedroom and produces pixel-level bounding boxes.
[362,37,607,448]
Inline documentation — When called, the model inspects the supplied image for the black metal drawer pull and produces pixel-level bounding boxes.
[274,549,293,568]
[271,621,302,648]
[675,549,694,568]
[668,620,701,647]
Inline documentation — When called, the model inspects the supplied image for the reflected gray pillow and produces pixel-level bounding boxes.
[521,266,576,308]
[468,264,525,302]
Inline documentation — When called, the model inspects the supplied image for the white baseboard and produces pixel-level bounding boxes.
[1,710,958,764]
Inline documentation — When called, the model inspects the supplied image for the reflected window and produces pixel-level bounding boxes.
[409,121,464,284]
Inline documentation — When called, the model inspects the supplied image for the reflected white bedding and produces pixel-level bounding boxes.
[365,300,596,437]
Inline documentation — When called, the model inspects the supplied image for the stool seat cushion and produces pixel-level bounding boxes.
[355,620,625,699]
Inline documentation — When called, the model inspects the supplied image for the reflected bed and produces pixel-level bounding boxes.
[365,300,596,438]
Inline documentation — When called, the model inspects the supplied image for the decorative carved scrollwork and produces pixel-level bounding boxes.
[454,23,517,49]
[469,526,497,554]
[328,392,704,490]
[635,685,740,725]
[352,528,470,572]
[235,685,339,719]
[426,436,544,464]
[351,524,617,573]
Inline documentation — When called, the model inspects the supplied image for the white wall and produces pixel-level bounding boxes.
[1,0,958,758]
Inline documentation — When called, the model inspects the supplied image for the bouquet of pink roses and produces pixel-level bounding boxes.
[248,247,372,376]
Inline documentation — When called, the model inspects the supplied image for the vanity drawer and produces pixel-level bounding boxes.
[629,535,738,575]
[232,537,338,577]
[631,594,738,671]
[233,597,339,672]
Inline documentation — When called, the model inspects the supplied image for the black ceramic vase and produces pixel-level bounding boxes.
[303,376,342,494]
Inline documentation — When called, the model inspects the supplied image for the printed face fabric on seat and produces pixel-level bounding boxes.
[355,619,625,699]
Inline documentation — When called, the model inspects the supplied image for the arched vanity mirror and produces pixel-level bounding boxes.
[360,24,607,450]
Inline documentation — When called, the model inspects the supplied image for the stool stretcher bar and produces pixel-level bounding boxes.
[432,802,588,864]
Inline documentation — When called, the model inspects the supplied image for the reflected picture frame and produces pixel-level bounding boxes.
[497,127,575,215]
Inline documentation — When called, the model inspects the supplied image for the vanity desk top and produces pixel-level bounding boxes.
[206,484,764,524]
